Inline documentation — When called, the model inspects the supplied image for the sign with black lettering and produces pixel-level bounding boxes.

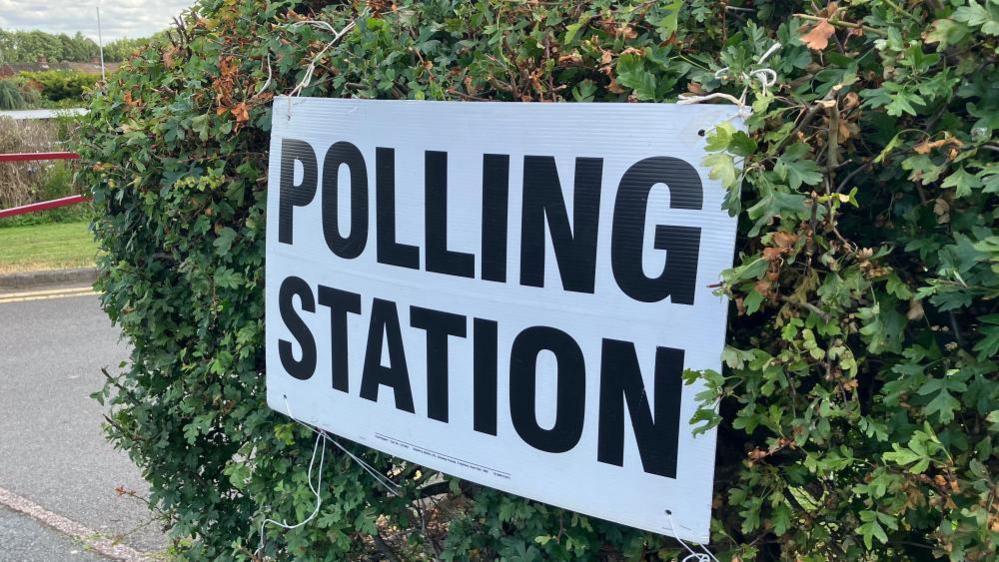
[266,96,740,542]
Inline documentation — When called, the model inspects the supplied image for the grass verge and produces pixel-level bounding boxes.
[0,221,97,274]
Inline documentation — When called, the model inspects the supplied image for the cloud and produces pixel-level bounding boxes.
[0,0,193,42]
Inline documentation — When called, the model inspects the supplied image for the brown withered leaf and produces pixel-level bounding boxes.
[162,46,178,69]
[763,247,786,262]
[231,102,250,123]
[914,136,964,155]
[463,75,478,96]
[607,77,626,94]
[801,19,836,51]
[933,198,951,224]
[558,52,583,65]
[773,231,799,249]
[618,25,637,40]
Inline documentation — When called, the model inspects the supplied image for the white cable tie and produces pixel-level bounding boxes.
[677,41,782,112]
[664,510,718,562]
[677,92,744,106]
[283,395,401,497]
[286,19,357,99]
[255,53,273,97]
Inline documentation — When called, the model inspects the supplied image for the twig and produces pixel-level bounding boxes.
[835,161,873,193]
[948,312,965,348]
[774,85,842,155]
[793,13,886,36]
[781,295,832,322]
[372,532,402,562]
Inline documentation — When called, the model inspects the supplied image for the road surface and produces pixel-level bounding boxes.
[0,285,165,560]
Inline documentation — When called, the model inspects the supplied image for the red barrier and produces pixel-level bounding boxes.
[0,152,89,218]
[0,152,80,163]
[0,195,92,219]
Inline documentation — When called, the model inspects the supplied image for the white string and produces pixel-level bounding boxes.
[281,395,402,497]
[665,510,719,562]
[253,394,402,559]
[255,431,326,559]
[286,19,358,98]
[255,53,273,98]
[678,41,781,113]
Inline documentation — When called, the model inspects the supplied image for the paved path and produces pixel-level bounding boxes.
[0,285,166,560]
[0,505,106,562]
[0,108,88,121]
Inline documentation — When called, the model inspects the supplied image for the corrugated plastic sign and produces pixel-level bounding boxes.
[265,96,741,542]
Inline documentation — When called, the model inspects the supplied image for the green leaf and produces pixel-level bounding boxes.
[973,315,999,359]
[775,143,823,190]
[729,131,758,157]
[923,389,961,423]
[857,520,887,549]
[214,227,237,256]
[704,152,737,188]
[924,19,972,49]
[954,1,999,36]
[615,53,657,100]
[657,0,684,39]
[704,123,734,152]
[564,14,591,44]
[941,168,983,197]
[744,288,765,315]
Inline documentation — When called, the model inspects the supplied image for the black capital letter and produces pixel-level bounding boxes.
[425,151,475,278]
[520,156,603,293]
[361,298,415,412]
[278,276,316,380]
[597,340,683,479]
[322,142,369,259]
[509,326,585,453]
[278,139,318,244]
[473,318,499,435]
[481,155,510,282]
[376,147,420,269]
[317,285,361,393]
[611,157,702,304]
[410,306,467,422]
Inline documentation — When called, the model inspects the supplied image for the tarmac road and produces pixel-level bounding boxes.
[0,285,166,560]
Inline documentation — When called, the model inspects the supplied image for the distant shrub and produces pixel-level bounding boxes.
[20,70,96,103]
[0,79,25,109]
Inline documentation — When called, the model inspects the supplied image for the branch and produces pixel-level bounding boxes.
[793,14,886,36]
[372,532,401,562]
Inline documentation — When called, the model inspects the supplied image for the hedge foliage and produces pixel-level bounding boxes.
[78,1,998,560]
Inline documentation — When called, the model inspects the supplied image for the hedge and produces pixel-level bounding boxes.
[78,1,997,560]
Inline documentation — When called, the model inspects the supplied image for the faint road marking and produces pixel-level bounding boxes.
[0,486,154,561]
[0,286,96,305]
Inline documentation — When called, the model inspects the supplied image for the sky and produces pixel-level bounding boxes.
[0,0,193,42]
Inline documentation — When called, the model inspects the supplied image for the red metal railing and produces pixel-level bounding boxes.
[0,195,91,219]
[0,152,90,218]
[0,152,80,163]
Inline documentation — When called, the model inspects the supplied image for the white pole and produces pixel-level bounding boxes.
[96,5,106,81]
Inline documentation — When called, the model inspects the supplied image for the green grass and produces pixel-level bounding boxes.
[0,221,97,274]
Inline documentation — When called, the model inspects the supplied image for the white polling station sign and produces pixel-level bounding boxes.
[265,96,740,543]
